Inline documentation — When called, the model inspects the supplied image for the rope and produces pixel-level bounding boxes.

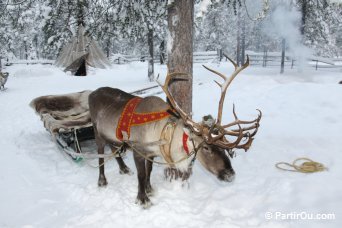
[61,125,198,168]
[61,144,123,159]
[275,157,327,173]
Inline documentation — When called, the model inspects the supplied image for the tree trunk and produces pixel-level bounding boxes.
[300,0,307,35]
[167,0,194,115]
[236,7,241,66]
[24,40,28,60]
[106,38,110,58]
[159,40,165,64]
[105,13,110,58]
[148,28,154,82]
[77,0,85,26]
[241,15,246,65]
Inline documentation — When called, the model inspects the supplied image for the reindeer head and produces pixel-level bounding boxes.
[157,54,262,182]
[1,72,9,79]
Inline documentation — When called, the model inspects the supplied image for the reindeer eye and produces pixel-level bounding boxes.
[203,146,209,150]
[212,128,219,134]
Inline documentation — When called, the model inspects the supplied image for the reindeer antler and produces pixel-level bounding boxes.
[203,54,250,125]
[156,72,203,135]
[157,56,261,152]
[202,54,262,151]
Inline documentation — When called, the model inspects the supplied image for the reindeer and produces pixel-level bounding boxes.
[88,55,261,208]
[0,72,9,91]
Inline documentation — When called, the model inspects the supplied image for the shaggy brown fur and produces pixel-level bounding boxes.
[30,90,92,134]
[33,96,76,113]
[164,167,192,181]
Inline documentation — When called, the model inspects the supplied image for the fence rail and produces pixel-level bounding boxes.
[245,50,341,70]
[110,51,220,64]
[109,51,341,70]
[3,59,54,66]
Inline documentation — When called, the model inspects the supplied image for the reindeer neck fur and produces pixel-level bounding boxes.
[168,120,197,172]
[128,117,196,172]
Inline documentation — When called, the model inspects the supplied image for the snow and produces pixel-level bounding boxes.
[1,62,342,228]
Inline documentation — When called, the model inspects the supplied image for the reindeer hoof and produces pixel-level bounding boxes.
[146,185,154,196]
[135,196,152,209]
[98,175,108,187]
[119,166,133,175]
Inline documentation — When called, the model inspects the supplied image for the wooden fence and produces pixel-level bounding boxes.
[2,51,341,71]
[110,50,341,70]
[110,51,220,64]
[245,50,341,70]
[2,59,54,66]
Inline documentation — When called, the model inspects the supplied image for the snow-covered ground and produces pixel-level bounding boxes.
[0,62,341,228]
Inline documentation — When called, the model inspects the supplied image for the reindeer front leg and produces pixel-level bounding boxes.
[145,157,154,196]
[133,152,152,208]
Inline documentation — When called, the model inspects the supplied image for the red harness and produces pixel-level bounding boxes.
[182,132,190,155]
[116,97,171,140]
[116,97,191,155]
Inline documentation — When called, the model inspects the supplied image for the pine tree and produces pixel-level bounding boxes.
[114,0,167,81]
[297,0,342,57]
[0,0,41,59]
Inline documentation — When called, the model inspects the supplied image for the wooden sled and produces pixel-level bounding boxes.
[30,90,94,161]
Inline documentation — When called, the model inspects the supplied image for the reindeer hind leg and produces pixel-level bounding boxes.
[110,144,133,175]
[94,127,107,187]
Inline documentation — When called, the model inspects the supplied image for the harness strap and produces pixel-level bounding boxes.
[116,97,171,140]
[182,132,190,155]
[116,97,142,140]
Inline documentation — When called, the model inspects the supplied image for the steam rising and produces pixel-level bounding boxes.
[263,2,313,71]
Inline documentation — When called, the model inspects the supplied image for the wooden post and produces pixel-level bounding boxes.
[280,38,286,74]
[263,47,267,67]
[218,49,223,62]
